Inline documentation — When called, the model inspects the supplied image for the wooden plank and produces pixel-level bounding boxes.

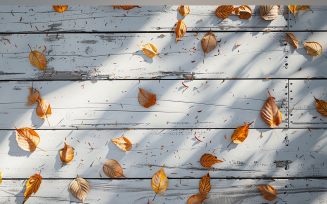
[289,6,327,31]
[1,128,326,178]
[289,80,327,128]
[0,80,288,129]
[1,179,326,203]
[0,5,288,33]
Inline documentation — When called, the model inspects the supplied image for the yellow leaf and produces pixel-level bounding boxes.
[53,5,68,12]
[29,50,46,73]
[175,20,187,44]
[111,136,132,151]
[179,5,190,16]
[36,97,52,122]
[23,173,42,204]
[59,142,74,164]
[231,121,254,144]
[137,43,157,58]
[15,126,40,152]
[238,5,252,19]
[151,164,168,200]
[0,171,2,184]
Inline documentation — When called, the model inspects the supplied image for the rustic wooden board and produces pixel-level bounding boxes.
[289,80,327,128]
[0,5,288,33]
[1,128,326,178]
[1,179,326,204]
[0,80,288,129]
[289,6,327,31]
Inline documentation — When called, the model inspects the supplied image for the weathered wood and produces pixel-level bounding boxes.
[1,179,326,203]
[0,80,288,129]
[0,5,288,33]
[289,80,327,128]
[289,6,327,31]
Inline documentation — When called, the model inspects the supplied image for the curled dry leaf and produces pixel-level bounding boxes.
[151,164,168,200]
[238,5,252,19]
[286,33,299,49]
[215,5,233,18]
[15,127,40,152]
[200,153,223,168]
[199,172,211,196]
[303,42,322,57]
[188,194,209,204]
[175,20,187,44]
[288,5,310,16]
[261,90,282,128]
[29,50,46,73]
[201,30,217,57]
[314,96,327,117]
[137,43,157,58]
[179,5,190,16]
[0,171,2,184]
[138,88,156,108]
[255,185,277,201]
[23,173,42,204]
[231,121,254,144]
[59,142,74,163]
[26,88,39,106]
[53,5,68,12]
[111,136,132,151]
[103,159,127,178]
[69,177,90,204]
[112,5,139,10]
[36,97,52,120]
[260,5,280,20]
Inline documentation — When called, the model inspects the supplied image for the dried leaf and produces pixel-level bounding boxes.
[0,171,1,184]
[179,5,190,16]
[138,88,156,108]
[111,136,132,151]
[261,90,282,128]
[200,153,223,168]
[152,164,168,200]
[53,5,68,12]
[286,33,299,49]
[238,5,252,19]
[215,5,233,18]
[59,142,74,164]
[260,5,280,20]
[23,173,42,204]
[103,159,127,178]
[201,30,217,57]
[255,185,277,201]
[29,50,46,73]
[137,43,157,58]
[303,42,322,57]
[231,121,254,144]
[188,194,209,204]
[15,127,40,152]
[199,172,211,196]
[112,5,139,10]
[288,5,310,16]
[36,97,52,120]
[175,20,187,44]
[26,88,39,106]
[69,177,90,204]
[314,96,327,117]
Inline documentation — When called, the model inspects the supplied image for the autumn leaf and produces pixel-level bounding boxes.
[23,172,42,204]
[137,43,157,58]
[15,126,40,152]
[179,5,190,16]
[261,90,282,128]
[112,5,139,10]
[201,30,217,57]
[303,42,322,57]
[138,88,156,108]
[103,159,127,178]
[25,88,39,106]
[288,5,310,17]
[111,136,132,151]
[215,5,233,18]
[188,194,209,204]
[29,50,46,73]
[260,5,280,20]
[199,171,211,196]
[59,142,74,163]
[36,97,52,121]
[175,20,187,44]
[200,153,223,168]
[230,121,254,144]
[314,96,327,117]
[238,5,252,19]
[255,185,277,201]
[0,171,2,184]
[69,177,90,204]
[152,164,168,201]
[286,33,299,49]
[53,5,68,12]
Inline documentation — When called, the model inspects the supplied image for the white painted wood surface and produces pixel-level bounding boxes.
[1,128,326,178]
[1,179,326,204]
[0,5,288,33]
[0,80,288,129]
[289,6,327,31]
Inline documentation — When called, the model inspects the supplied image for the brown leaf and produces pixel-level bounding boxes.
[111,136,132,151]
[179,5,190,16]
[215,5,233,18]
[286,33,299,49]
[151,164,168,200]
[112,5,139,10]
[36,97,52,120]
[15,127,40,152]
[314,96,327,117]
[138,88,156,108]
[201,30,217,57]
[199,172,211,196]
[69,177,90,204]
[200,153,223,168]
[238,5,252,19]
[26,88,39,106]
[175,20,187,44]
[59,142,74,164]
[29,50,46,73]
[188,194,209,204]
[260,90,282,128]
[23,173,42,204]
[303,42,322,57]
[53,5,68,12]
[103,159,127,178]
[255,185,277,201]
[137,43,157,58]
[231,121,254,144]
[260,5,280,20]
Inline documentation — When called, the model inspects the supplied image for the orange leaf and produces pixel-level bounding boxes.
[23,173,42,204]
[314,96,327,117]
[59,142,74,163]
[200,153,223,168]
[36,97,52,120]
[188,194,209,204]
[260,5,280,20]
[179,5,190,16]
[137,43,157,58]
[215,5,233,18]
[238,5,252,19]
[231,121,254,144]
[138,88,156,108]
[260,90,282,128]
[103,159,127,178]
[111,136,132,151]
[29,50,46,73]
[199,172,211,196]
[255,185,277,201]
[303,42,322,57]
[53,5,68,12]
[151,164,168,200]
[15,127,40,152]
[175,20,187,44]
[25,88,39,106]
[201,30,217,57]
[112,5,139,10]
[286,33,299,49]
[288,5,310,17]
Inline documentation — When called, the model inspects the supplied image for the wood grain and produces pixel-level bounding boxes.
[289,6,327,31]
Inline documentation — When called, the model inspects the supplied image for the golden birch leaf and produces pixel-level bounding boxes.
[103,159,127,178]
[53,5,68,12]
[200,153,223,168]
[215,5,233,18]
[15,126,40,152]
[260,90,282,128]
[238,5,252,19]
[137,43,157,58]
[286,33,299,49]
[199,172,211,196]
[26,88,39,106]
[69,177,90,204]
[59,142,74,164]
[179,5,190,16]
[175,20,187,44]
[288,5,310,16]
[255,185,277,201]
[151,164,168,200]
[111,136,132,151]
[314,96,327,117]
[23,173,42,204]
[201,30,217,57]
[138,88,156,108]
[231,121,254,144]
[260,5,280,20]
[188,194,209,204]
[303,42,322,57]
[29,50,46,73]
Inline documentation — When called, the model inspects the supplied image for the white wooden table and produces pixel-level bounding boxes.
[1,5,327,204]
